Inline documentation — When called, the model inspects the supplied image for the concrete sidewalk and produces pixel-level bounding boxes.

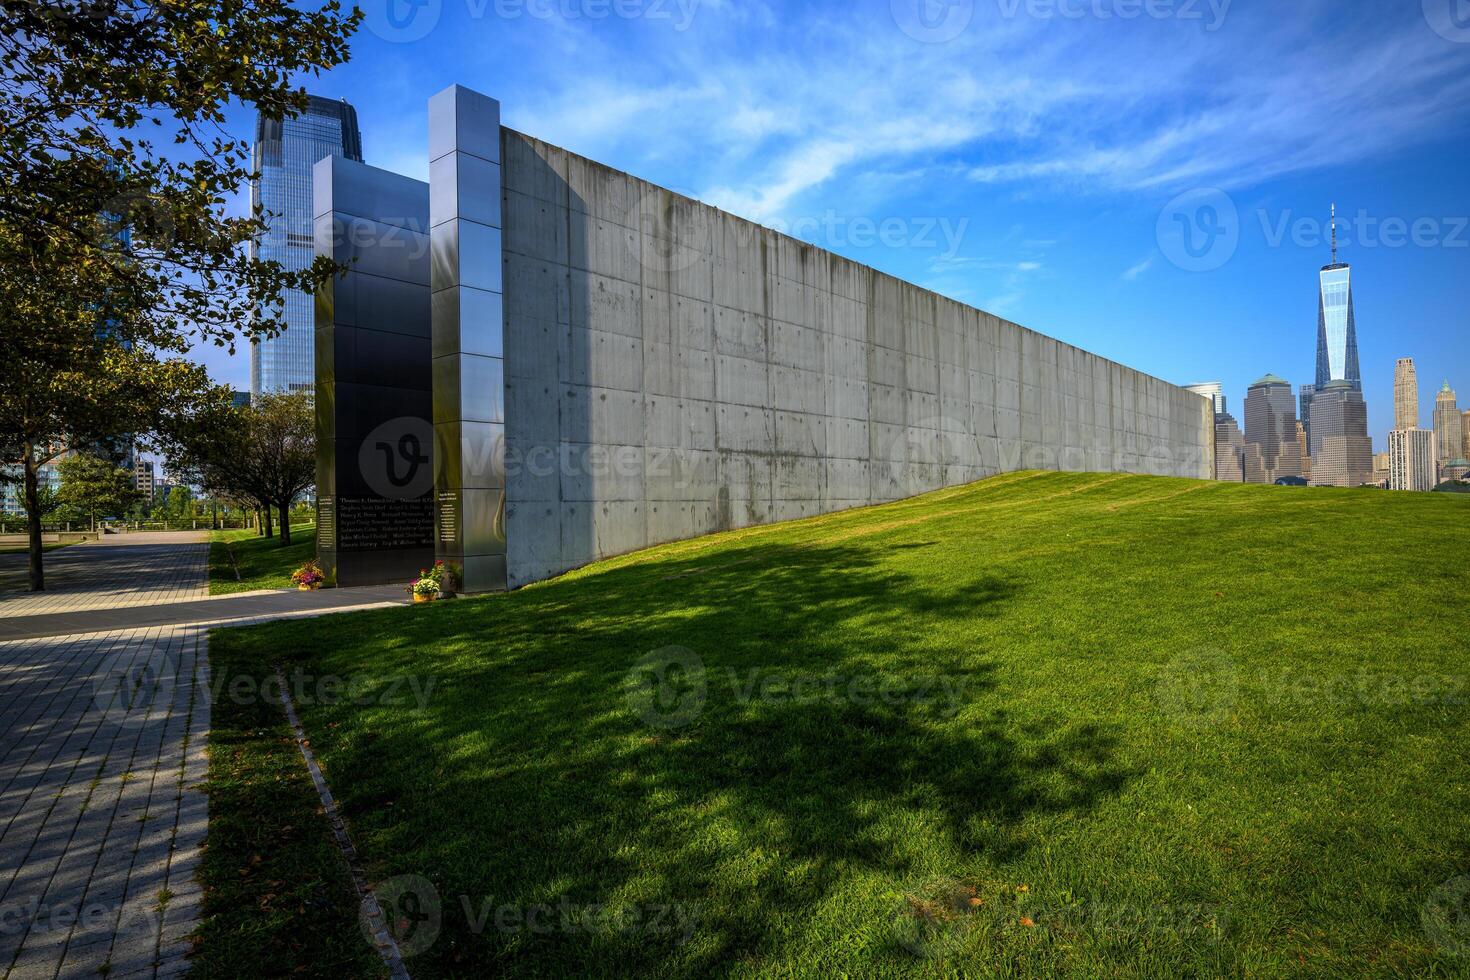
[0,586,410,643]
[1,531,415,977]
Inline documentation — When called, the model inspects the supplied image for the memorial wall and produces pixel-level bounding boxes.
[321,85,1214,593]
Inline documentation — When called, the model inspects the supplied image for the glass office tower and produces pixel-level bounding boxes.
[1314,217,1361,393]
[249,95,363,396]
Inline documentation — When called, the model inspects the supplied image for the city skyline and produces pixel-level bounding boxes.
[185,0,1470,454]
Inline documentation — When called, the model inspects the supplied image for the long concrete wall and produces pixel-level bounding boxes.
[494,124,1213,588]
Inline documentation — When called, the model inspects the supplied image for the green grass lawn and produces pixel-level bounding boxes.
[0,541,74,554]
[207,523,316,595]
[201,472,1470,977]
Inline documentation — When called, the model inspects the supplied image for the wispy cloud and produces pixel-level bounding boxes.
[1122,256,1155,281]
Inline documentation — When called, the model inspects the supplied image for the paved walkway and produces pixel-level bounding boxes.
[1,532,410,978]
[0,536,209,617]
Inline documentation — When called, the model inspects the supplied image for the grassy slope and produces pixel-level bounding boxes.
[207,524,316,595]
[202,473,1470,978]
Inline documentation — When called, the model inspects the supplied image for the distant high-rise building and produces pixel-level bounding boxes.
[1462,409,1470,460]
[1372,452,1390,489]
[249,95,363,397]
[1314,205,1361,393]
[1213,413,1245,482]
[1308,380,1374,487]
[1394,358,1420,431]
[1186,382,1227,417]
[1296,420,1312,483]
[1299,383,1316,450]
[1388,428,1437,492]
[1433,382,1462,480]
[1243,374,1304,484]
[134,458,155,499]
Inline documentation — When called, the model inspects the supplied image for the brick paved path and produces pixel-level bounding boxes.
[1,531,407,978]
[0,535,209,617]
[0,628,208,979]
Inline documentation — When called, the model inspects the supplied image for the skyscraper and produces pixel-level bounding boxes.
[1307,380,1374,487]
[1213,413,1245,482]
[1243,374,1304,484]
[1299,383,1316,449]
[249,95,363,396]
[1462,409,1470,460]
[1389,428,1437,492]
[1433,382,1463,480]
[1186,382,1227,416]
[1314,205,1361,393]
[1394,358,1420,430]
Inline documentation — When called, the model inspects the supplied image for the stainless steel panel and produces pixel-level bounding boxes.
[459,354,505,423]
[458,221,504,294]
[452,154,503,230]
[431,287,504,360]
[432,354,461,425]
[462,487,507,556]
[461,554,508,593]
[459,422,506,488]
[461,286,505,358]
[431,221,459,293]
[429,85,501,166]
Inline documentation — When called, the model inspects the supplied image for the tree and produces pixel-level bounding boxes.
[58,452,140,531]
[160,391,315,547]
[0,0,358,589]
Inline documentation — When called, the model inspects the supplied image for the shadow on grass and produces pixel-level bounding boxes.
[218,533,1134,976]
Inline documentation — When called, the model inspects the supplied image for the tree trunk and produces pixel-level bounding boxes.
[262,504,274,539]
[278,502,291,546]
[23,448,44,592]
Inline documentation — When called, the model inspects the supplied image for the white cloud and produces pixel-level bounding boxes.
[1122,256,1155,281]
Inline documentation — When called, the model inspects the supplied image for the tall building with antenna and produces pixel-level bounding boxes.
[1314,205,1362,393]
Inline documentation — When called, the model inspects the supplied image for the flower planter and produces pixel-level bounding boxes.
[413,592,437,604]
[297,584,321,592]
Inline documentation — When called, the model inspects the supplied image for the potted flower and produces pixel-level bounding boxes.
[291,560,326,591]
[409,566,442,604]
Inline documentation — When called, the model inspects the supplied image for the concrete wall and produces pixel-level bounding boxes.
[494,127,1213,588]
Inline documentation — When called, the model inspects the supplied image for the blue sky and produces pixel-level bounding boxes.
[201,0,1470,449]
